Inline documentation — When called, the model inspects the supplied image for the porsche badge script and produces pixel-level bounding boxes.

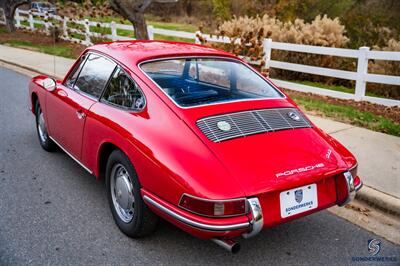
[276,163,325,177]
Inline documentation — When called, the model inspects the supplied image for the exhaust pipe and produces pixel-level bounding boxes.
[211,238,241,254]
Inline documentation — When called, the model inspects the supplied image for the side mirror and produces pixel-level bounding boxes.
[42,78,57,92]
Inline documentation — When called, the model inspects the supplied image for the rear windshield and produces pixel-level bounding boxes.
[140,58,283,107]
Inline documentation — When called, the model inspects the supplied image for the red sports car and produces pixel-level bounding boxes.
[29,41,362,253]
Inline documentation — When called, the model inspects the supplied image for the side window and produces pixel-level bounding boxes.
[74,54,116,98]
[102,67,145,110]
[64,54,87,89]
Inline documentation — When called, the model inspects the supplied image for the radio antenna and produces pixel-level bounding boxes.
[52,14,56,78]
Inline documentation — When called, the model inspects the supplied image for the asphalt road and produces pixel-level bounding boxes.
[0,66,398,265]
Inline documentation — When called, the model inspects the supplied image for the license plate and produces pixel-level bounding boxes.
[280,183,318,218]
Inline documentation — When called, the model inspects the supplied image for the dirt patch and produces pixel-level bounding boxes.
[0,27,86,58]
[286,90,400,124]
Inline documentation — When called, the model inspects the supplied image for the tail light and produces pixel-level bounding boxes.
[349,164,361,188]
[179,194,249,217]
[349,164,358,178]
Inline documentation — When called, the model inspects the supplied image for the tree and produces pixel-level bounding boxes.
[0,0,30,32]
[109,0,178,40]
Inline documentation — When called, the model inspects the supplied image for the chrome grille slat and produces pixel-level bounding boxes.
[196,108,311,142]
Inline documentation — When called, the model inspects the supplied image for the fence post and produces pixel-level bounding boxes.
[29,11,34,30]
[63,16,68,39]
[44,11,49,34]
[15,8,21,28]
[84,19,91,45]
[263,38,272,70]
[147,25,154,40]
[195,31,202,44]
[110,21,117,41]
[354,46,370,101]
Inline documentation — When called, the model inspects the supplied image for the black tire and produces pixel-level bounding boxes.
[35,101,57,152]
[106,149,158,238]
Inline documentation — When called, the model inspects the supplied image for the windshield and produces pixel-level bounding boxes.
[141,58,283,107]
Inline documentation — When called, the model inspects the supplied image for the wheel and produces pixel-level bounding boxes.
[106,150,158,238]
[35,101,57,152]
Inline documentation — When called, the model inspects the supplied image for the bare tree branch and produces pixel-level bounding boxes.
[0,0,30,32]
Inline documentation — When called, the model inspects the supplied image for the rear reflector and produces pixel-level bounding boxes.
[179,194,249,217]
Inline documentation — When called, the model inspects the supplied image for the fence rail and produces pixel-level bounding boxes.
[1,8,399,106]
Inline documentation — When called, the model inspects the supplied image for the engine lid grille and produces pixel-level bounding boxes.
[196,108,312,142]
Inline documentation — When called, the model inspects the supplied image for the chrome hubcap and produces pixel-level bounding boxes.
[37,110,48,143]
[110,164,135,223]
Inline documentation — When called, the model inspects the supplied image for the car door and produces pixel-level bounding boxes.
[46,53,116,161]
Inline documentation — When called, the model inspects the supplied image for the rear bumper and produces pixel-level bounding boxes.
[143,195,251,232]
[142,172,362,240]
[142,190,262,239]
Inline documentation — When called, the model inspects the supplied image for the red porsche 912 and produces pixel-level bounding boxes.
[28,41,362,253]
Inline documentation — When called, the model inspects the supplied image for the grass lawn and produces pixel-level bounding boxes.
[87,16,198,32]
[148,20,197,33]
[292,94,400,136]
[0,39,76,58]
[20,20,44,29]
[291,80,383,98]
[153,34,195,43]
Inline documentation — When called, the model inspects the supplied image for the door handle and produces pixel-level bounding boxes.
[57,89,68,97]
[76,110,86,119]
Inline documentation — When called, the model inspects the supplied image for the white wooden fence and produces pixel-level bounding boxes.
[1,8,399,106]
[0,8,5,25]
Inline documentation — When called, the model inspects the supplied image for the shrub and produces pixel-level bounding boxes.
[200,14,350,84]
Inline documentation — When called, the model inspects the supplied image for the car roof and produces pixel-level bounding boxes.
[88,40,238,67]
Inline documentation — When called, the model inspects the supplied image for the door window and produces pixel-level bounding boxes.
[73,54,116,98]
[64,54,87,89]
[102,67,145,110]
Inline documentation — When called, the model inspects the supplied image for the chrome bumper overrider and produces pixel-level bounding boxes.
[355,180,363,192]
[143,195,263,237]
[339,171,362,206]
[242,198,263,238]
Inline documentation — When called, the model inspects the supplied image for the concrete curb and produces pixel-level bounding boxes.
[0,59,63,80]
[356,185,400,217]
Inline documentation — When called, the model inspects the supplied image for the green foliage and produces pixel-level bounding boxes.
[212,0,231,21]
